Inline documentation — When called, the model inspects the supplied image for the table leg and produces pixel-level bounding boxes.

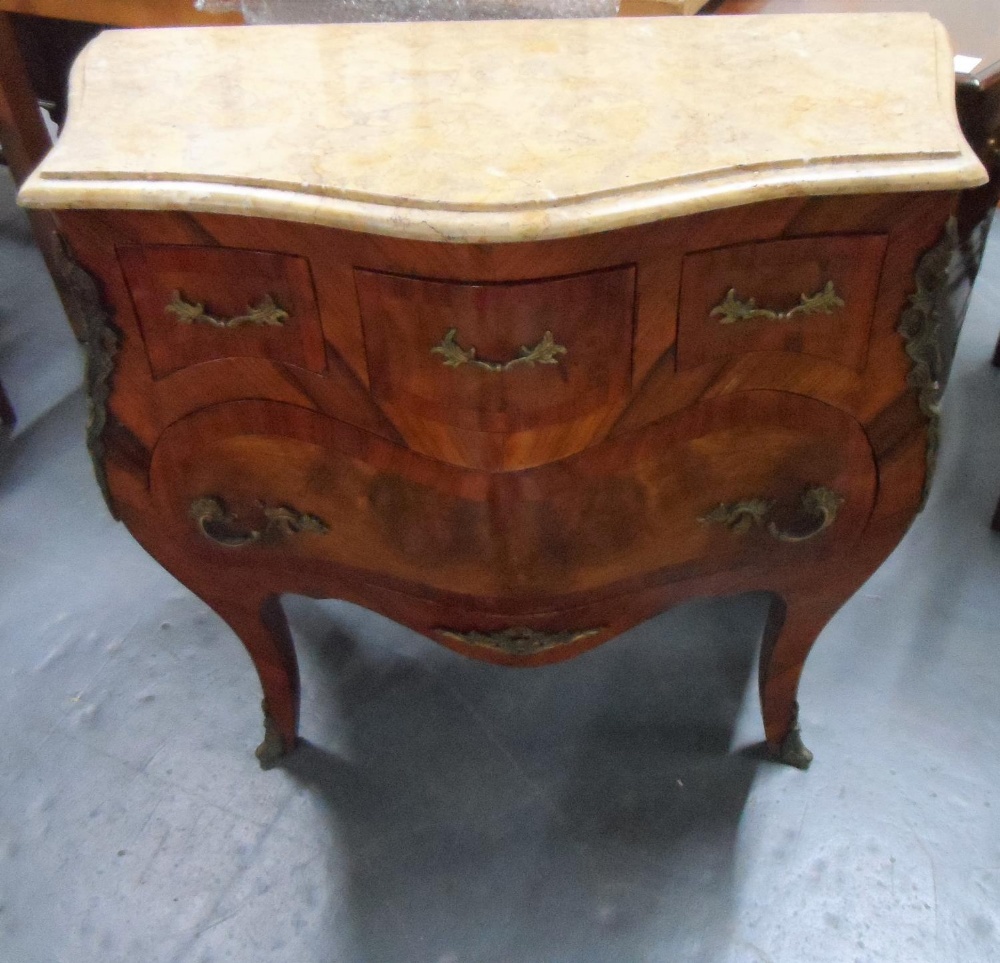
[0,378,14,429]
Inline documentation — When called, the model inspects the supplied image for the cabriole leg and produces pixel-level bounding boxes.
[199,591,300,769]
[759,591,847,770]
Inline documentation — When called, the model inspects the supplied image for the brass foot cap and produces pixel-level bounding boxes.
[768,726,814,770]
[255,708,295,770]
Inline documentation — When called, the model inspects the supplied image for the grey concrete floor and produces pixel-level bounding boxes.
[1,165,999,963]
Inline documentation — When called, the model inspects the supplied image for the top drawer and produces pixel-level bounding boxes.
[118,244,325,380]
[677,234,888,373]
[355,265,635,435]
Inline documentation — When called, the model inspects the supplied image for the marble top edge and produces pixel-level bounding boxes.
[31,149,974,213]
[21,155,986,244]
[21,12,988,240]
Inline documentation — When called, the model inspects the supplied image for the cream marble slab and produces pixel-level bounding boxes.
[20,14,987,242]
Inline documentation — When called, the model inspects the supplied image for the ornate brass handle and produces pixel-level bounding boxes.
[190,497,328,548]
[699,486,844,543]
[166,291,288,329]
[710,281,845,325]
[430,328,567,372]
[697,497,774,534]
[438,626,601,657]
[767,487,844,543]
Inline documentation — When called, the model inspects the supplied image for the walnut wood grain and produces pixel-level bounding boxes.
[677,233,888,373]
[356,265,635,467]
[147,392,876,603]
[117,244,326,379]
[46,184,959,767]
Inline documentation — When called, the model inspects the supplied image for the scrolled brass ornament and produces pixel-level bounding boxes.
[191,496,328,548]
[767,486,844,543]
[431,328,567,372]
[53,235,121,519]
[700,486,843,543]
[698,498,774,534]
[710,280,845,325]
[167,291,288,329]
[897,217,961,506]
[438,626,601,657]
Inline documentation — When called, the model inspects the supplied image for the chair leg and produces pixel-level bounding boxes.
[0,378,14,429]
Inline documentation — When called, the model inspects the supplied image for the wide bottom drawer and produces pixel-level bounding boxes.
[148,391,877,605]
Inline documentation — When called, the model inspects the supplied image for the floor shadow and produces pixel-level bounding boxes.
[278,591,769,963]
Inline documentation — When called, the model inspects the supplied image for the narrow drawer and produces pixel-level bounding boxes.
[117,244,325,379]
[677,234,888,373]
[355,266,635,434]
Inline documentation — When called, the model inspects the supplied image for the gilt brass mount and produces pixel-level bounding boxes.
[700,486,844,543]
[438,626,601,657]
[710,281,845,325]
[698,498,773,534]
[897,217,960,506]
[54,235,121,519]
[431,328,567,372]
[167,291,288,328]
[191,497,328,548]
[769,487,844,543]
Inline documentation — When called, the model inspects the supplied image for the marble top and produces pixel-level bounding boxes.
[20,14,987,242]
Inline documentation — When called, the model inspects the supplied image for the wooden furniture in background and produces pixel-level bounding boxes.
[19,16,986,770]
[0,2,241,349]
[0,1,241,27]
[620,0,708,14]
[0,11,83,336]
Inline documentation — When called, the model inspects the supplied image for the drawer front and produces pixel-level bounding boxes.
[355,266,635,434]
[118,244,325,379]
[149,392,876,605]
[677,234,888,373]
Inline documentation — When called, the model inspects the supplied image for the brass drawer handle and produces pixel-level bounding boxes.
[768,486,844,543]
[438,626,601,656]
[167,291,288,329]
[699,486,844,543]
[431,328,567,372]
[191,496,328,548]
[710,281,845,325]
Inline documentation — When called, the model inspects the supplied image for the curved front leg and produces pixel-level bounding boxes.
[199,591,300,769]
[759,590,849,769]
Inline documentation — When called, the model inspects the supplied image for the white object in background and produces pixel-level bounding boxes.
[239,0,618,22]
[194,0,243,11]
[954,54,983,74]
